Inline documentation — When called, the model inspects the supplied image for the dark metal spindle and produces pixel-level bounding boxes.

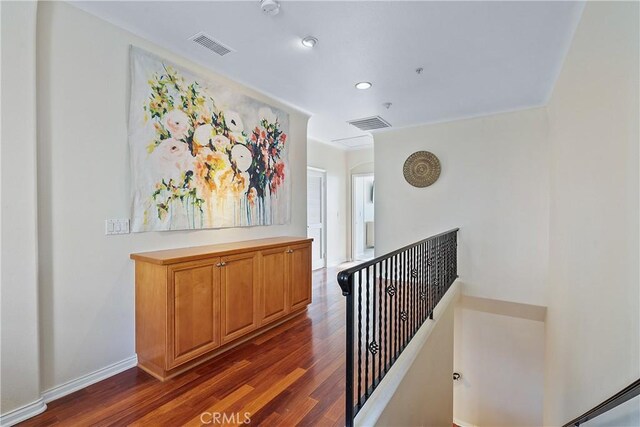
[370,266,376,388]
[357,271,362,407]
[345,274,355,427]
[384,258,389,373]
[364,268,370,398]
[393,254,399,360]
[377,262,382,383]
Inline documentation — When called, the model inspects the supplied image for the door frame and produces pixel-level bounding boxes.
[307,166,327,270]
[351,172,374,261]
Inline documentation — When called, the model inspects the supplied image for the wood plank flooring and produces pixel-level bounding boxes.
[20,267,346,427]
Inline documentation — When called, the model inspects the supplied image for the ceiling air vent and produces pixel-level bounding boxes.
[190,32,234,56]
[348,116,391,131]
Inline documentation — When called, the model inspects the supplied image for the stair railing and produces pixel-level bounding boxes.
[562,379,640,426]
[337,228,459,427]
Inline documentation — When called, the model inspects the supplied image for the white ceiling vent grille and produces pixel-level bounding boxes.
[348,116,391,131]
[190,32,234,56]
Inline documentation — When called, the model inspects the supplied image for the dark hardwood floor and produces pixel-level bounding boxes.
[21,267,347,427]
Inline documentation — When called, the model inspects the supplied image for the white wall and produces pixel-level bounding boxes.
[374,108,549,306]
[357,283,459,427]
[544,2,639,425]
[35,1,308,393]
[347,147,374,175]
[307,138,348,266]
[0,1,44,418]
[454,297,546,427]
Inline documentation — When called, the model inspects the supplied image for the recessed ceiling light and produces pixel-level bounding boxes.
[301,36,318,48]
[355,82,372,90]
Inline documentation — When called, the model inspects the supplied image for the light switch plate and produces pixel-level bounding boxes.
[105,219,130,235]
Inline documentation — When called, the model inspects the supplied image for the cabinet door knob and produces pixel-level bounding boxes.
[286,249,294,254]
[216,262,227,267]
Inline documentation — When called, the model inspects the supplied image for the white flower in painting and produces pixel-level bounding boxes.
[229,131,247,145]
[258,107,277,125]
[212,135,231,152]
[162,110,190,140]
[225,110,244,133]
[231,144,253,172]
[152,138,193,177]
[193,124,214,147]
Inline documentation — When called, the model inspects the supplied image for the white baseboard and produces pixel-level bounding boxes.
[41,354,138,403]
[453,418,477,427]
[0,398,47,427]
[327,258,348,268]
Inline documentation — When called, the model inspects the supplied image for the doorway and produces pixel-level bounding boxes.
[352,173,375,261]
[307,167,327,270]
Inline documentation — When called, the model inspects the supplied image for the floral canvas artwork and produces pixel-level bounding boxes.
[129,48,290,232]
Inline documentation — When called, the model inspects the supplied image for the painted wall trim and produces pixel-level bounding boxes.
[0,399,47,427]
[41,355,138,404]
[1,354,137,426]
[459,294,547,322]
[354,281,461,427]
[453,417,478,427]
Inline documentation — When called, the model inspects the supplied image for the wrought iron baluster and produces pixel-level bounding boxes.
[357,270,362,408]
[454,232,458,282]
[415,245,424,331]
[364,267,370,398]
[439,236,444,300]
[378,262,389,375]
[429,238,434,319]
[438,236,442,307]
[369,266,376,388]
[403,249,407,342]
[345,274,355,427]
[384,258,393,368]
[420,243,425,324]
[377,262,382,384]
[410,249,414,339]
[396,251,408,351]
[403,250,408,349]
[394,254,399,359]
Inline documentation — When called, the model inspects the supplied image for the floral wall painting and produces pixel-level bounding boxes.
[128,47,290,232]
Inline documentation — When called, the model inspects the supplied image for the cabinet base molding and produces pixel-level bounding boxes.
[138,308,308,382]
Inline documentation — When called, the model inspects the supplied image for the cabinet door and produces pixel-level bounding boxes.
[220,252,259,343]
[168,261,220,368]
[259,247,289,326]
[289,243,312,312]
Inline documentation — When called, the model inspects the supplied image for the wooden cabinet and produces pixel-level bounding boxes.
[259,247,289,325]
[220,251,259,343]
[289,243,312,311]
[131,237,312,381]
[168,261,220,368]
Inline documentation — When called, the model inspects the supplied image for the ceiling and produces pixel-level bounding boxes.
[72,1,584,149]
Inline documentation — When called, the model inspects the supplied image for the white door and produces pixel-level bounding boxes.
[307,168,326,270]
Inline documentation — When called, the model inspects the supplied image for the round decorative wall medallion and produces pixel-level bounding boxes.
[403,151,441,188]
